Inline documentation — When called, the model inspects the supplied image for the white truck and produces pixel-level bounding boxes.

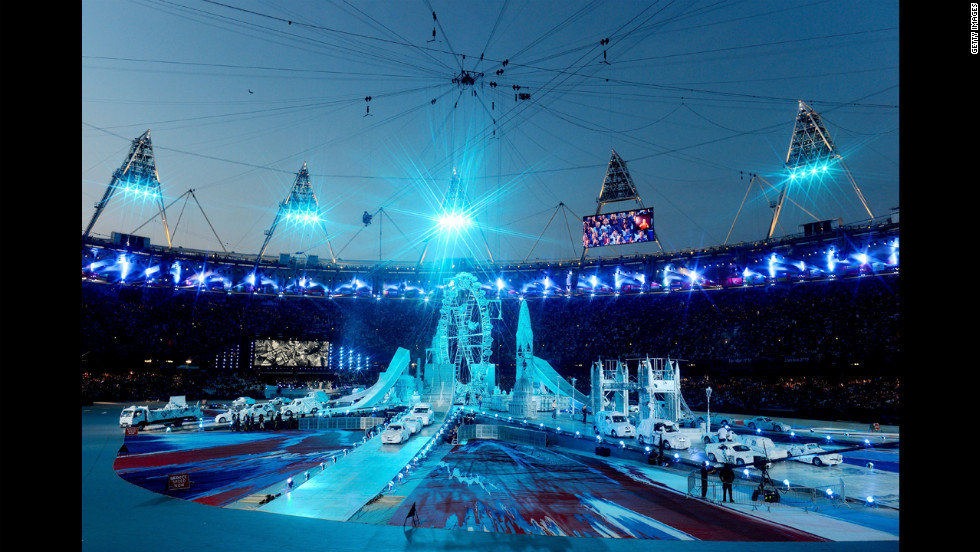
[636,418,691,450]
[280,396,321,417]
[280,391,331,417]
[119,396,202,428]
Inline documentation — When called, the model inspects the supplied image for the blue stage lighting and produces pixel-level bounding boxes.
[436,212,472,231]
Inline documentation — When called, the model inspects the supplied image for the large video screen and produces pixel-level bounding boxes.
[254,339,331,367]
[583,208,655,248]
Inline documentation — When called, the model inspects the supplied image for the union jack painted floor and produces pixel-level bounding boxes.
[96,408,898,547]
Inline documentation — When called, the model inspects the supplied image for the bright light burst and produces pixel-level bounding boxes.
[436,211,473,232]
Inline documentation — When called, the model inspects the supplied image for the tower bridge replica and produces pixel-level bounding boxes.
[590,356,694,422]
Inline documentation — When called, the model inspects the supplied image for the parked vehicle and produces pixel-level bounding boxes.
[381,423,412,444]
[594,410,635,438]
[704,442,767,467]
[281,397,321,417]
[677,416,706,429]
[402,417,422,435]
[119,396,202,428]
[245,402,277,420]
[746,416,792,432]
[231,396,256,410]
[410,403,434,426]
[787,443,843,466]
[736,434,789,460]
[702,426,738,444]
[636,418,690,450]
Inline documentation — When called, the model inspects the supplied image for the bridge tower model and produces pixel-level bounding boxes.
[636,357,693,423]
[255,162,337,267]
[84,130,172,247]
[590,358,640,416]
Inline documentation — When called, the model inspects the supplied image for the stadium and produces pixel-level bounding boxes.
[83,3,899,551]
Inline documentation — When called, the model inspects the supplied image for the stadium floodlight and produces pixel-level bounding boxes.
[436,211,473,232]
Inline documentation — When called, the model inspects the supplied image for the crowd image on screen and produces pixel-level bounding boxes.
[583,209,655,248]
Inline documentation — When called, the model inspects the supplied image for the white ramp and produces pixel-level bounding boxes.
[333,348,411,408]
[532,356,590,408]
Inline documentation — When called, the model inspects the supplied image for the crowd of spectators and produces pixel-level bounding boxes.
[82,273,899,421]
[81,370,265,403]
[680,374,899,424]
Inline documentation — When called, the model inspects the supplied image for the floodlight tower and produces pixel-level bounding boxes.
[84,130,172,247]
[255,162,336,266]
[418,168,494,266]
[581,150,662,261]
[767,100,875,241]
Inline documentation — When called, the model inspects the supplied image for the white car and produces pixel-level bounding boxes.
[746,416,792,432]
[704,442,765,467]
[402,417,422,435]
[244,403,277,420]
[738,435,789,460]
[231,396,256,410]
[381,423,412,444]
[595,411,635,438]
[788,443,843,466]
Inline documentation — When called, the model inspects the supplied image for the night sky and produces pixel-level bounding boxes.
[82,0,899,263]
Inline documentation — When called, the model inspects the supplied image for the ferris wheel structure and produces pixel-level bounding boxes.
[435,272,501,399]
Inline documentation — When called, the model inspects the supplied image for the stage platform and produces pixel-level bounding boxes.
[84,404,900,551]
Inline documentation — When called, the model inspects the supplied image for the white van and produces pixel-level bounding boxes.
[410,403,434,426]
[594,411,635,438]
[636,418,690,450]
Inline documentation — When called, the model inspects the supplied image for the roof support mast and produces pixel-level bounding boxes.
[254,162,336,274]
[768,101,875,242]
[84,130,172,248]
